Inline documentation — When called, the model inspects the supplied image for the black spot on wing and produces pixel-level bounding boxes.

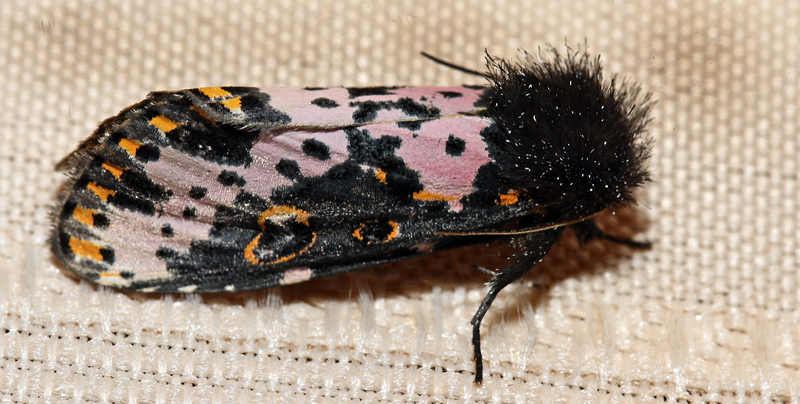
[397,121,422,131]
[133,144,160,162]
[351,101,381,123]
[344,127,402,167]
[218,170,246,187]
[100,248,115,264]
[155,246,178,259]
[183,207,196,219]
[445,134,466,156]
[161,223,174,237]
[189,186,207,200]
[311,97,339,108]
[350,97,440,124]
[438,91,463,98]
[93,213,109,228]
[396,98,440,119]
[301,139,331,160]
[276,158,301,180]
[347,87,398,98]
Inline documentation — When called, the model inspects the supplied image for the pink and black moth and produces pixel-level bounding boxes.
[52,48,651,382]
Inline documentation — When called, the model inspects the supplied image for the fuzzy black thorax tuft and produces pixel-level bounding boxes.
[483,48,651,220]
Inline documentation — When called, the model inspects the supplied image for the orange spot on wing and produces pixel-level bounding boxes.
[87,182,116,202]
[72,206,97,227]
[118,138,142,156]
[413,190,458,202]
[385,220,399,241]
[220,97,242,112]
[69,237,104,261]
[375,168,388,184]
[244,234,261,265]
[199,87,232,99]
[498,190,520,205]
[149,115,179,133]
[101,161,124,179]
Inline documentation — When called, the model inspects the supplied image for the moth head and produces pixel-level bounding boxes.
[484,47,652,218]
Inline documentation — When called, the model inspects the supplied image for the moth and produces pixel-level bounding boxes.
[52,48,651,382]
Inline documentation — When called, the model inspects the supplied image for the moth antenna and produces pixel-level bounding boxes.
[420,51,488,77]
[437,214,599,236]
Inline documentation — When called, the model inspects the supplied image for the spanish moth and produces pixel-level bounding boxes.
[52,48,652,382]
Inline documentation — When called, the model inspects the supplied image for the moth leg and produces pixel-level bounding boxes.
[570,218,652,248]
[470,229,560,383]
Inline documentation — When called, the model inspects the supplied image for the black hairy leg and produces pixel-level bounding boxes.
[470,229,560,383]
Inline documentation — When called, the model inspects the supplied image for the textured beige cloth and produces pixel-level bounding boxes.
[2,0,799,402]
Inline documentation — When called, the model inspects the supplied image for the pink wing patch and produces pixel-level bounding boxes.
[256,86,486,127]
[374,116,493,211]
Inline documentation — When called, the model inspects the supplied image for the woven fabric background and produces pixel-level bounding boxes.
[2,0,798,402]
